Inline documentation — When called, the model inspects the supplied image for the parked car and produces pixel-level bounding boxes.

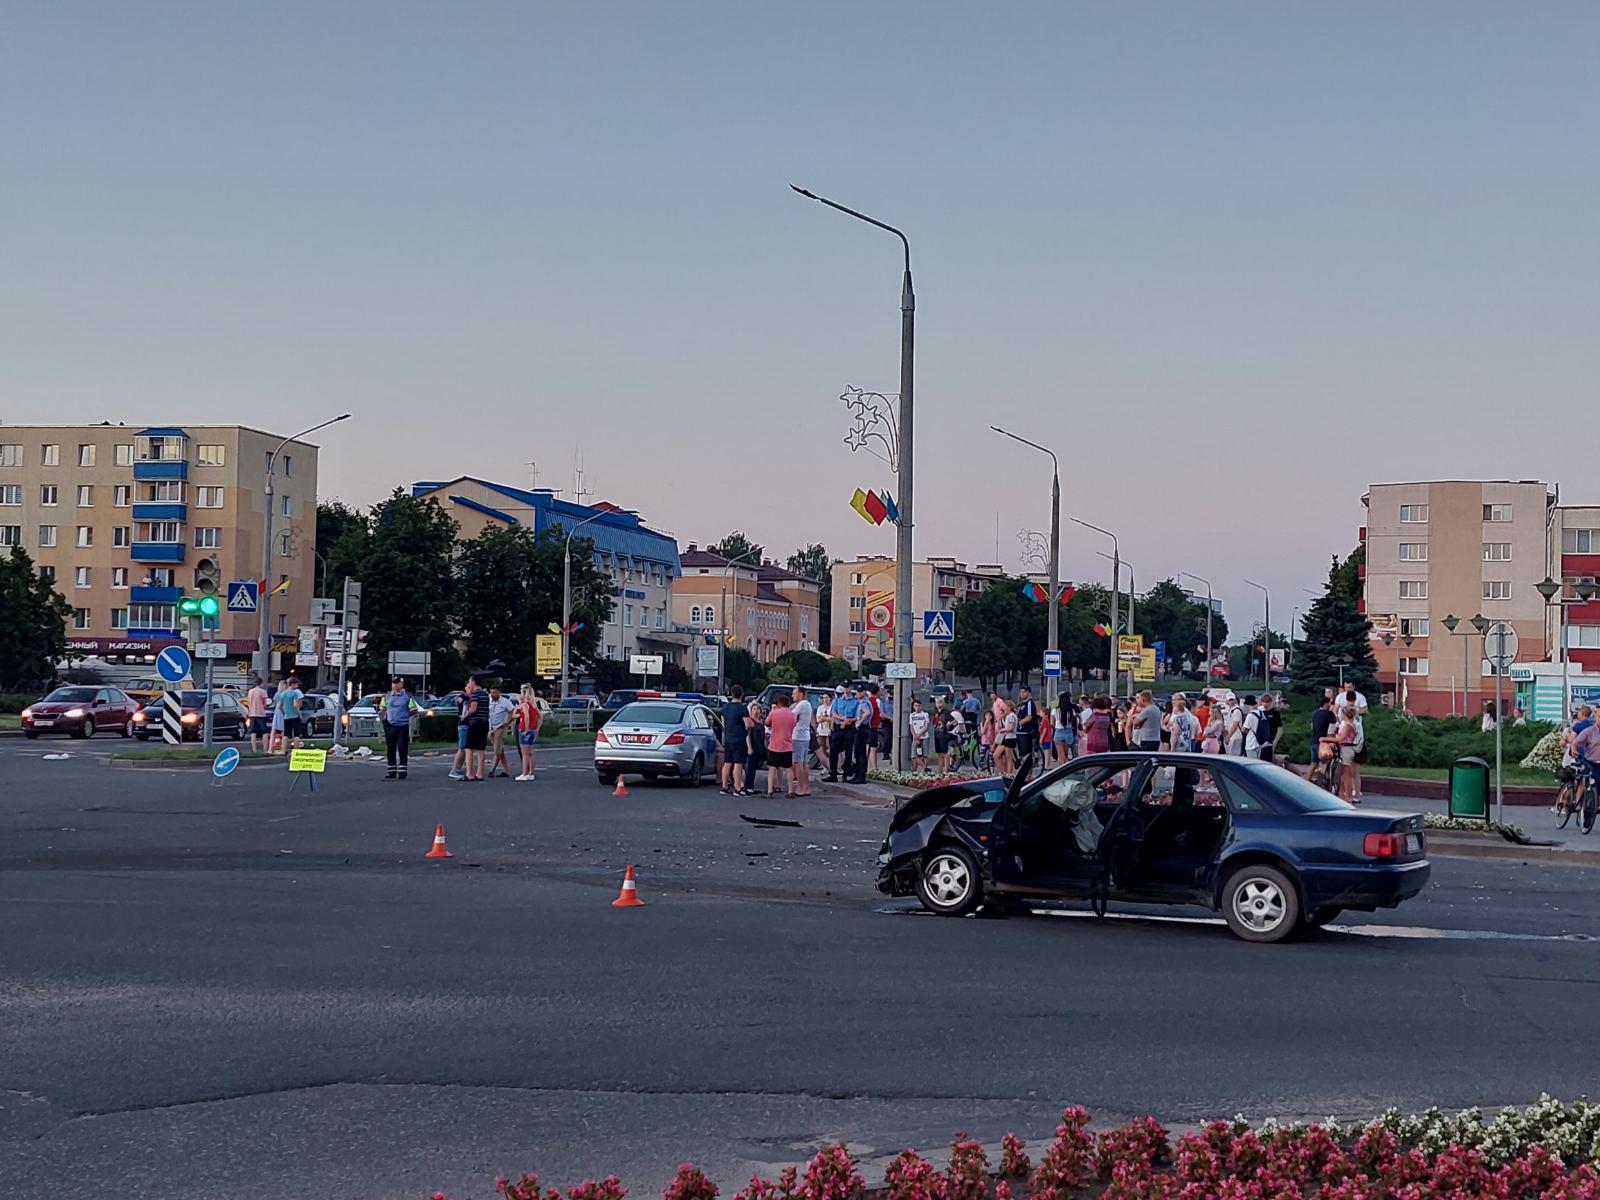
[21,685,142,738]
[556,695,600,711]
[876,751,1430,943]
[300,693,344,738]
[132,690,247,741]
[121,676,177,705]
[594,699,720,786]
[755,683,835,717]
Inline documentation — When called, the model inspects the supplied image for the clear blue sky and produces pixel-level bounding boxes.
[4,2,1595,630]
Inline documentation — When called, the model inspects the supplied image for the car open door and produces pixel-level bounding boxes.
[990,756,1145,897]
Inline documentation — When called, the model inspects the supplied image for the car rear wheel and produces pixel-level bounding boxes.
[681,754,704,787]
[122,718,134,738]
[1222,865,1300,943]
[597,771,618,786]
[78,717,94,739]
[24,730,38,739]
[916,844,983,918]
[231,721,244,741]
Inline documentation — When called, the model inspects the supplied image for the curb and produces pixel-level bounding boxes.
[1426,832,1600,865]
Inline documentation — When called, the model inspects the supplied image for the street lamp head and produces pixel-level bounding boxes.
[1441,613,1459,633]
[1382,632,1394,646]
[1536,576,1562,603]
[1403,634,1415,648]
[1580,581,1599,602]
[789,184,819,201]
[1470,613,1491,634]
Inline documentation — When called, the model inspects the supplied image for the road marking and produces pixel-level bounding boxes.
[877,905,1596,943]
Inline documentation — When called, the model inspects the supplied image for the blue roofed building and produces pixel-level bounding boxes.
[410,477,692,668]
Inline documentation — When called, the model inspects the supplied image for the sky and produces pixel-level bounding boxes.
[3,1,1597,631]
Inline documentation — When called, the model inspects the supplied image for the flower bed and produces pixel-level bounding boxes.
[1423,812,1528,838]
[866,769,990,790]
[433,1097,1600,1200]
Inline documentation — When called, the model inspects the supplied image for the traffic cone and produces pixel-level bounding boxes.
[612,776,629,797]
[611,864,644,908]
[425,823,453,859]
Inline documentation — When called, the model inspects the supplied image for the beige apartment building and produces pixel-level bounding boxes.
[829,555,1006,671]
[673,547,823,664]
[0,424,319,677]
[1360,480,1553,716]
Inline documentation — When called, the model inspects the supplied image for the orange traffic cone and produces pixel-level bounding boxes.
[611,864,644,908]
[612,776,629,797]
[425,823,453,859]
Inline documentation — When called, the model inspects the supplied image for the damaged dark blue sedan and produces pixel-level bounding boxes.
[876,752,1430,943]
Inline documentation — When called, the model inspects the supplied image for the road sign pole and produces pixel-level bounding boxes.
[203,623,215,748]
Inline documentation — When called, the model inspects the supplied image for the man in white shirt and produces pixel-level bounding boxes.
[1224,699,1247,755]
[1244,697,1270,760]
[487,687,517,778]
[789,686,815,797]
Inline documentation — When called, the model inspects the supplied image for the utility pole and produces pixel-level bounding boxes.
[1245,579,1270,698]
[559,510,606,703]
[1181,572,1213,686]
[993,428,1060,711]
[1074,519,1119,696]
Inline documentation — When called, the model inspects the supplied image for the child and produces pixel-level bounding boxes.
[978,709,996,772]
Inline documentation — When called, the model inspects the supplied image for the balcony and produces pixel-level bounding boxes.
[130,585,182,603]
[130,542,186,564]
[132,502,187,522]
[133,460,188,481]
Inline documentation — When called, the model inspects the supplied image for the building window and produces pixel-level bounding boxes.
[72,607,90,630]
[280,494,291,516]
[1398,504,1428,523]
[142,568,175,588]
[0,526,19,547]
[114,485,131,507]
[111,607,129,630]
[112,567,128,588]
[849,595,865,608]
[850,573,865,585]
[0,445,20,467]
[623,604,633,627]
[129,602,176,628]
[40,444,58,466]
[114,443,134,466]
[278,532,291,556]
[78,444,96,467]
[1483,503,1513,522]
[0,484,19,506]
[37,524,56,547]
[40,484,58,506]
[1567,626,1600,650]
[1397,543,1428,561]
[76,484,93,507]
[74,566,91,588]
[75,525,92,548]
[142,521,181,543]
[1399,657,1428,675]
[1482,580,1512,601]
[196,486,224,508]
[195,527,221,549]
[691,605,702,624]
[195,444,226,466]
[112,526,130,548]
[143,480,184,502]
[1398,580,1428,599]
[1562,528,1599,554]
[848,620,863,634]
[1482,542,1512,562]
[138,436,185,462]
[282,454,292,477]
[1399,617,1429,637]
[655,606,665,628]
[38,564,54,583]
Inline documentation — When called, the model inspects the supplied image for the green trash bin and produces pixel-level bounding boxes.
[1448,756,1490,821]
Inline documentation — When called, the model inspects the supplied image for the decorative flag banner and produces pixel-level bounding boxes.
[850,488,873,522]
[1019,582,1047,604]
[1058,585,1076,605]
[880,492,900,524]
[1093,623,1110,637]
[259,577,292,596]
[849,487,898,526]
[862,489,889,525]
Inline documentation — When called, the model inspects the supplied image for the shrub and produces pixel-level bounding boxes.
[0,691,36,713]
[418,714,459,742]
[663,1166,717,1200]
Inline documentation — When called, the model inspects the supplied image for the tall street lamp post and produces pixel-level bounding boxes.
[1097,552,1135,698]
[257,414,350,679]
[993,427,1059,708]
[716,548,762,699]
[1381,631,1416,712]
[1073,519,1119,695]
[1441,613,1490,716]
[1180,571,1213,684]
[1244,579,1270,699]
[559,510,607,703]
[793,185,914,771]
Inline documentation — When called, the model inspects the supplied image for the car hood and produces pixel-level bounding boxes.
[28,702,86,714]
[888,778,1004,831]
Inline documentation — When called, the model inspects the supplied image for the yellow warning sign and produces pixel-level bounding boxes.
[288,748,327,773]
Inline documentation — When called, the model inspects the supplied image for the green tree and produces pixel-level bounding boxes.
[315,501,368,595]
[785,542,832,648]
[1291,556,1380,694]
[775,648,831,684]
[724,647,766,691]
[710,532,764,565]
[824,656,854,684]
[1133,579,1230,675]
[346,491,462,690]
[453,525,612,684]
[0,546,72,688]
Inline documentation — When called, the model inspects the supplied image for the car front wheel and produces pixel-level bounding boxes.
[1222,865,1301,943]
[916,845,983,917]
[78,717,94,739]
[122,718,134,738]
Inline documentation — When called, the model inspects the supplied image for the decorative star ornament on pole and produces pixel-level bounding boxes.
[840,385,899,469]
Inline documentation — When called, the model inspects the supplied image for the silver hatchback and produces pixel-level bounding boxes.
[594,701,720,787]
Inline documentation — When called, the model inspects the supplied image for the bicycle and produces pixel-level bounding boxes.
[1578,764,1598,835]
[1554,766,1585,830]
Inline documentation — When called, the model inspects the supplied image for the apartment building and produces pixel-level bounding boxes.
[1360,480,1553,716]
[672,547,823,664]
[0,424,320,675]
[829,555,1006,671]
[411,478,687,665]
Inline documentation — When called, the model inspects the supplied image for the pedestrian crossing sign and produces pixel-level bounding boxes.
[226,580,259,613]
[921,610,955,642]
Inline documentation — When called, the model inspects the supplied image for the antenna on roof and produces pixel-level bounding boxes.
[573,444,592,504]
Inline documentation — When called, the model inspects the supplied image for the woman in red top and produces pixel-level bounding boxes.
[513,685,542,781]
[765,692,798,798]
[1081,695,1112,755]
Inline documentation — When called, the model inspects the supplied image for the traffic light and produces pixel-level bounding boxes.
[352,628,368,652]
[178,596,202,617]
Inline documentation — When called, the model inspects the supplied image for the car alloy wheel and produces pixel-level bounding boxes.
[123,718,134,738]
[79,717,94,739]
[1223,865,1300,943]
[916,845,982,917]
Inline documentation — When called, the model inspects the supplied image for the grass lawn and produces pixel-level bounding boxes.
[1364,763,1558,789]
[0,714,17,730]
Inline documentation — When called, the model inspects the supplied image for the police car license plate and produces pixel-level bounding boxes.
[619,734,652,744]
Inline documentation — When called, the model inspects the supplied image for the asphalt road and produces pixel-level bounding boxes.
[3,738,1599,1200]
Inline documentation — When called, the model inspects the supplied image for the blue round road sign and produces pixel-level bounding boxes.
[212,747,241,778]
[157,645,193,683]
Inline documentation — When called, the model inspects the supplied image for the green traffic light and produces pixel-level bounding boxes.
[199,596,220,617]
[178,596,202,615]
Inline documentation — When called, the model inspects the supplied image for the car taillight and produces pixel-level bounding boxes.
[595,728,610,744]
[1364,832,1402,858]
[663,731,685,745]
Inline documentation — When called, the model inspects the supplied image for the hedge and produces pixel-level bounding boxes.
[1278,704,1556,771]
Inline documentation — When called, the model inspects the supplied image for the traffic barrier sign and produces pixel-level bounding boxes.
[288,748,327,773]
[212,747,241,778]
[160,692,183,745]
[156,645,192,683]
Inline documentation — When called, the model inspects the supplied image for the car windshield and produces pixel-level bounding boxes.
[558,698,591,708]
[43,687,98,703]
[1239,760,1350,812]
[613,702,687,725]
[178,692,210,707]
[356,695,385,710]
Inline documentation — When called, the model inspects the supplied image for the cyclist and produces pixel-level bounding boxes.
[1570,716,1600,798]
